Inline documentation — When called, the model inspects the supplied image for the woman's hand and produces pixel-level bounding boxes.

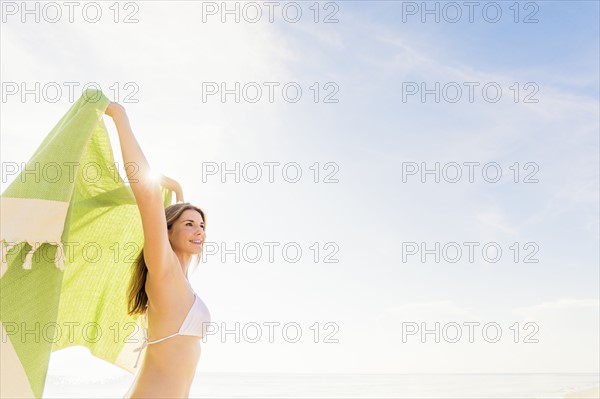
[105,102,126,119]
[159,174,185,203]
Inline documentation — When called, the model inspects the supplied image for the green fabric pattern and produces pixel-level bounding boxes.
[0,89,172,398]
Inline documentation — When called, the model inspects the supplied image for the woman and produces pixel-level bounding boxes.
[104,102,211,398]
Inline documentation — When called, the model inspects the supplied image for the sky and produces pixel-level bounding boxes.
[1,0,598,386]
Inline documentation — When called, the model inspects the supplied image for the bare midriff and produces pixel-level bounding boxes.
[123,335,201,398]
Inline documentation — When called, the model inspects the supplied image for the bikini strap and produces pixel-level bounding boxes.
[147,332,181,345]
[133,309,149,369]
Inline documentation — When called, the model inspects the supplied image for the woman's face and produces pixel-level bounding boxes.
[168,209,206,254]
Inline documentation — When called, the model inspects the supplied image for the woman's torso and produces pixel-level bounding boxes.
[124,268,205,398]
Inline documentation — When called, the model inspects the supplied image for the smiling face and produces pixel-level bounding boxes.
[167,209,206,255]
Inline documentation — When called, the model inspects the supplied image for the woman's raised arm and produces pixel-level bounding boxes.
[105,102,175,278]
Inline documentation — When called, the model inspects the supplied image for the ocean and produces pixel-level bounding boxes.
[43,373,600,398]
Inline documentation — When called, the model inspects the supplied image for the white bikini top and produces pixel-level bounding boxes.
[132,292,211,368]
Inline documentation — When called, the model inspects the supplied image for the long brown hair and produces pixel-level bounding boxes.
[127,203,207,315]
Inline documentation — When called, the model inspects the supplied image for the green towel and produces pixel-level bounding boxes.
[0,89,172,398]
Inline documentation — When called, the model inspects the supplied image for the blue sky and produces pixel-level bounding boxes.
[352,1,599,97]
[1,0,598,386]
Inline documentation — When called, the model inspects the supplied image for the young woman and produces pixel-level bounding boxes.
[104,102,211,398]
